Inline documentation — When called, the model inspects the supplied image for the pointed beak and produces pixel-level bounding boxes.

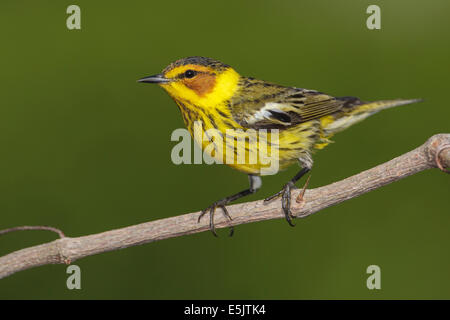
[137,74,171,84]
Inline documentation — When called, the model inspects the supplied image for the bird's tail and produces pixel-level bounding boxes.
[321,97,422,136]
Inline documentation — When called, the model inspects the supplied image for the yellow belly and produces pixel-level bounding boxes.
[190,118,321,176]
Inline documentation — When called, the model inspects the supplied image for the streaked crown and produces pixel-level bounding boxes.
[162,56,230,74]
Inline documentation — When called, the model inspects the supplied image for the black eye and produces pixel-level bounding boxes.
[184,70,196,78]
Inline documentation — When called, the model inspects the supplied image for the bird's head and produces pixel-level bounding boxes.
[138,56,241,108]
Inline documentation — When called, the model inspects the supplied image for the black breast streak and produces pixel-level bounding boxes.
[223,120,237,129]
[175,99,202,130]
[205,113,224,138]
[216,108,228,118]
[207,114,218,129]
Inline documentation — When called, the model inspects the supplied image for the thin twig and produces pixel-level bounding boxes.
[0,134,448,280]
[0,226,65,238]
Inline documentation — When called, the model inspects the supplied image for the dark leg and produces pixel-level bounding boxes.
[264,167,310,226]
[199,175,262,237]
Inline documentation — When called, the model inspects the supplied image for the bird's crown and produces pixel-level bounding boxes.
[162,56,230,74]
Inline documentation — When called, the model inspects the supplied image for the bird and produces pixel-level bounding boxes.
[138,56,420,236]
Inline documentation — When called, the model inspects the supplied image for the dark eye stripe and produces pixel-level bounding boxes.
[177,70,196,79]
[176,70,212,79]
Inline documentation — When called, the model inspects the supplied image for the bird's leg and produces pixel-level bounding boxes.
[264,167,310,226]
[198,175,262,237]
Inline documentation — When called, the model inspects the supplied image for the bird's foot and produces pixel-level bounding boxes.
[198,200,234,237]
[264,182,296,226]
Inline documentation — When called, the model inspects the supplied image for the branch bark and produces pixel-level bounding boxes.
[0,134,449,280]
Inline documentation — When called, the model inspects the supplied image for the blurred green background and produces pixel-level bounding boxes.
[0,0,449,299]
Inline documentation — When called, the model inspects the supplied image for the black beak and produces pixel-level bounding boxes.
[137,74,171,84]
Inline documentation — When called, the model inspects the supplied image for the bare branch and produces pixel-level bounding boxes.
[0,226,66,239]
[0,134,448,280]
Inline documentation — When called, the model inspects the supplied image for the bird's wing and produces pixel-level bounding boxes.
[230,79,359,130]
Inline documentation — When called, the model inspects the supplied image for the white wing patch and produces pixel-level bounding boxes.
[246,102,292,125]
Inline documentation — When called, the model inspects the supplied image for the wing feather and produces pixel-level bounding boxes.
[230,79,350,130]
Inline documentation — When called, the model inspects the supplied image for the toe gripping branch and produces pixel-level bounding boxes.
[264,167,310,226]
[198,175,262,237]
[198,166,312,236]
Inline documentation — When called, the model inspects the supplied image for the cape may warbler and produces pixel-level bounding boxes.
[139,56,420,236]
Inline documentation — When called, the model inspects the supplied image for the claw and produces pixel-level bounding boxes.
[220,205,234,237]
[198,209,207,223]
[209,207,218,237]
[198,203,234,237]
[266,182,296,226]
[265,168,310,227]
[282,182,296,227]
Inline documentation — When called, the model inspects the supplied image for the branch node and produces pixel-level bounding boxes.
[435,144,450,174]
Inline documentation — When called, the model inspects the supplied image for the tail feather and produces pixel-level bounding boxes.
[321,98,422,135]
[345,98,423,114]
